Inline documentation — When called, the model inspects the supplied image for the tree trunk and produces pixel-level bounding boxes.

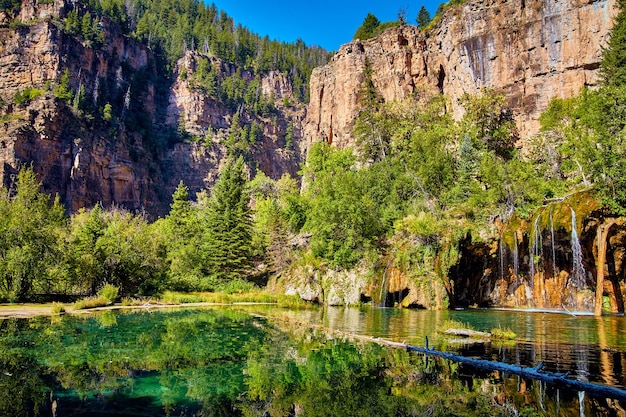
[595,219,616,316]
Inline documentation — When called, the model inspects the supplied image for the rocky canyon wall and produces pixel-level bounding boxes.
[304,0,617,151]
[0,0,305,215]
[0,0,163,213]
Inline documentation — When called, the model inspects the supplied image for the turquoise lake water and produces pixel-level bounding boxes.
[0,306,624,416]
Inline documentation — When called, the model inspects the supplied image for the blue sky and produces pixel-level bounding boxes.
[216,0,442,51]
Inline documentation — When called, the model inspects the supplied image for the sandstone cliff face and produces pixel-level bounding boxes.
[0,0,305,215]
[163,51,304,197]
[0,0,162,213]
[304,0,617,151]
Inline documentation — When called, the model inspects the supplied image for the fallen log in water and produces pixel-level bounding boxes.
[379,338,626,402]
[258,314,626,402]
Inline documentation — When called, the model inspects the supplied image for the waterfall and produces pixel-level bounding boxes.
[579,391,585,417]
[513,236,519,282]
[550,206,558,278]
[499,238,505,281]
[378,270,389,307]
[570,208,586,288]
[529,214,542,287]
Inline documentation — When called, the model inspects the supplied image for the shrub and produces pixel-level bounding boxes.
[490,327,517,340]
[73,296,108,310]
[439,319,474,332]
[51,302,65,315]
[13,87,44,107]
[98,284,119,304]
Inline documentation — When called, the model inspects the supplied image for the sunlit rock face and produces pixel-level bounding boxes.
[450,194,626,313]
[0,0,163,213]
[304,0,617,153]
[0,0,305,215]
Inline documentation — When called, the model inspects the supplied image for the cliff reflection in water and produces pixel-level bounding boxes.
[0,307,624,416]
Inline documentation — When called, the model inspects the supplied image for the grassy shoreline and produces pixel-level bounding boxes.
[0,291,308,319]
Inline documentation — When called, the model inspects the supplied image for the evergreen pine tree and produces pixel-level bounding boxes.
[601,0,626,86]
[416,6,431,29]
[200,157,253,286]
[354,13,381,40]
[168,181,192,233]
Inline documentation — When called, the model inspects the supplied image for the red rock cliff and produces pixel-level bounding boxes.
[304,0,617,151]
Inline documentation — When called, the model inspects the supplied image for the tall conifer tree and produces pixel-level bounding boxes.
[416,6,431,29]
[601,0,626,86]
[201,157,253,286]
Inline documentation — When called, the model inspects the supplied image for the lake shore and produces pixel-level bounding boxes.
[0,301,277,319]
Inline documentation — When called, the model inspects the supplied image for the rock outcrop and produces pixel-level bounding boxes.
[304,0,617,151]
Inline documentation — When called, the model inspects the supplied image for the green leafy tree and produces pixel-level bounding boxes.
[53,69,74,102]
[66,205,167,296]
[158,181,204,290]
[302,143,386,267]
[459,89,519,160]
[66,203,107,295]
[0,167,66,301]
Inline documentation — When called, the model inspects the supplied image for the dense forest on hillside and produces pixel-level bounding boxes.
[77,0,328,101]
[1,0,625,306]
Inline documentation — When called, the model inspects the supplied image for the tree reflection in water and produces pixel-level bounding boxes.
[0,308,624,416]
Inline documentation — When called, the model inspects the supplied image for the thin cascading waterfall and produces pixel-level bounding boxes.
[377,256,393,307]
[529,214,542,287]
[499,237,505,281]
[378,270,389,307]
[579,391,585,417]
[513,236,519,282]
[570,208,586,289]
[550,206,558,278]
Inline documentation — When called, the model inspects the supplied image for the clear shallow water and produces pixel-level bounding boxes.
[0,306,625,416]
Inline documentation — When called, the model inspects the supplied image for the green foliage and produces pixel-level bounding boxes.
[63,9,105,45]
[459,89,519,160]
[301,143,390,268]
[353,13,400,41]
[193,57,218,97]
[13,87,44,107]
[102,102,113,121]
[72,289,115,310]
[198,157,254,287]
[0,167,66,302]
[51,302,65,315]
[53,69,74,102]
[64,204,167,297]
[250,172,302,273]
[0,0,21,15]
[416,5,432,29]
[354,13,381,40]
[539,86,626,214]
[98,283,119,304]
[490,327,517,340]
